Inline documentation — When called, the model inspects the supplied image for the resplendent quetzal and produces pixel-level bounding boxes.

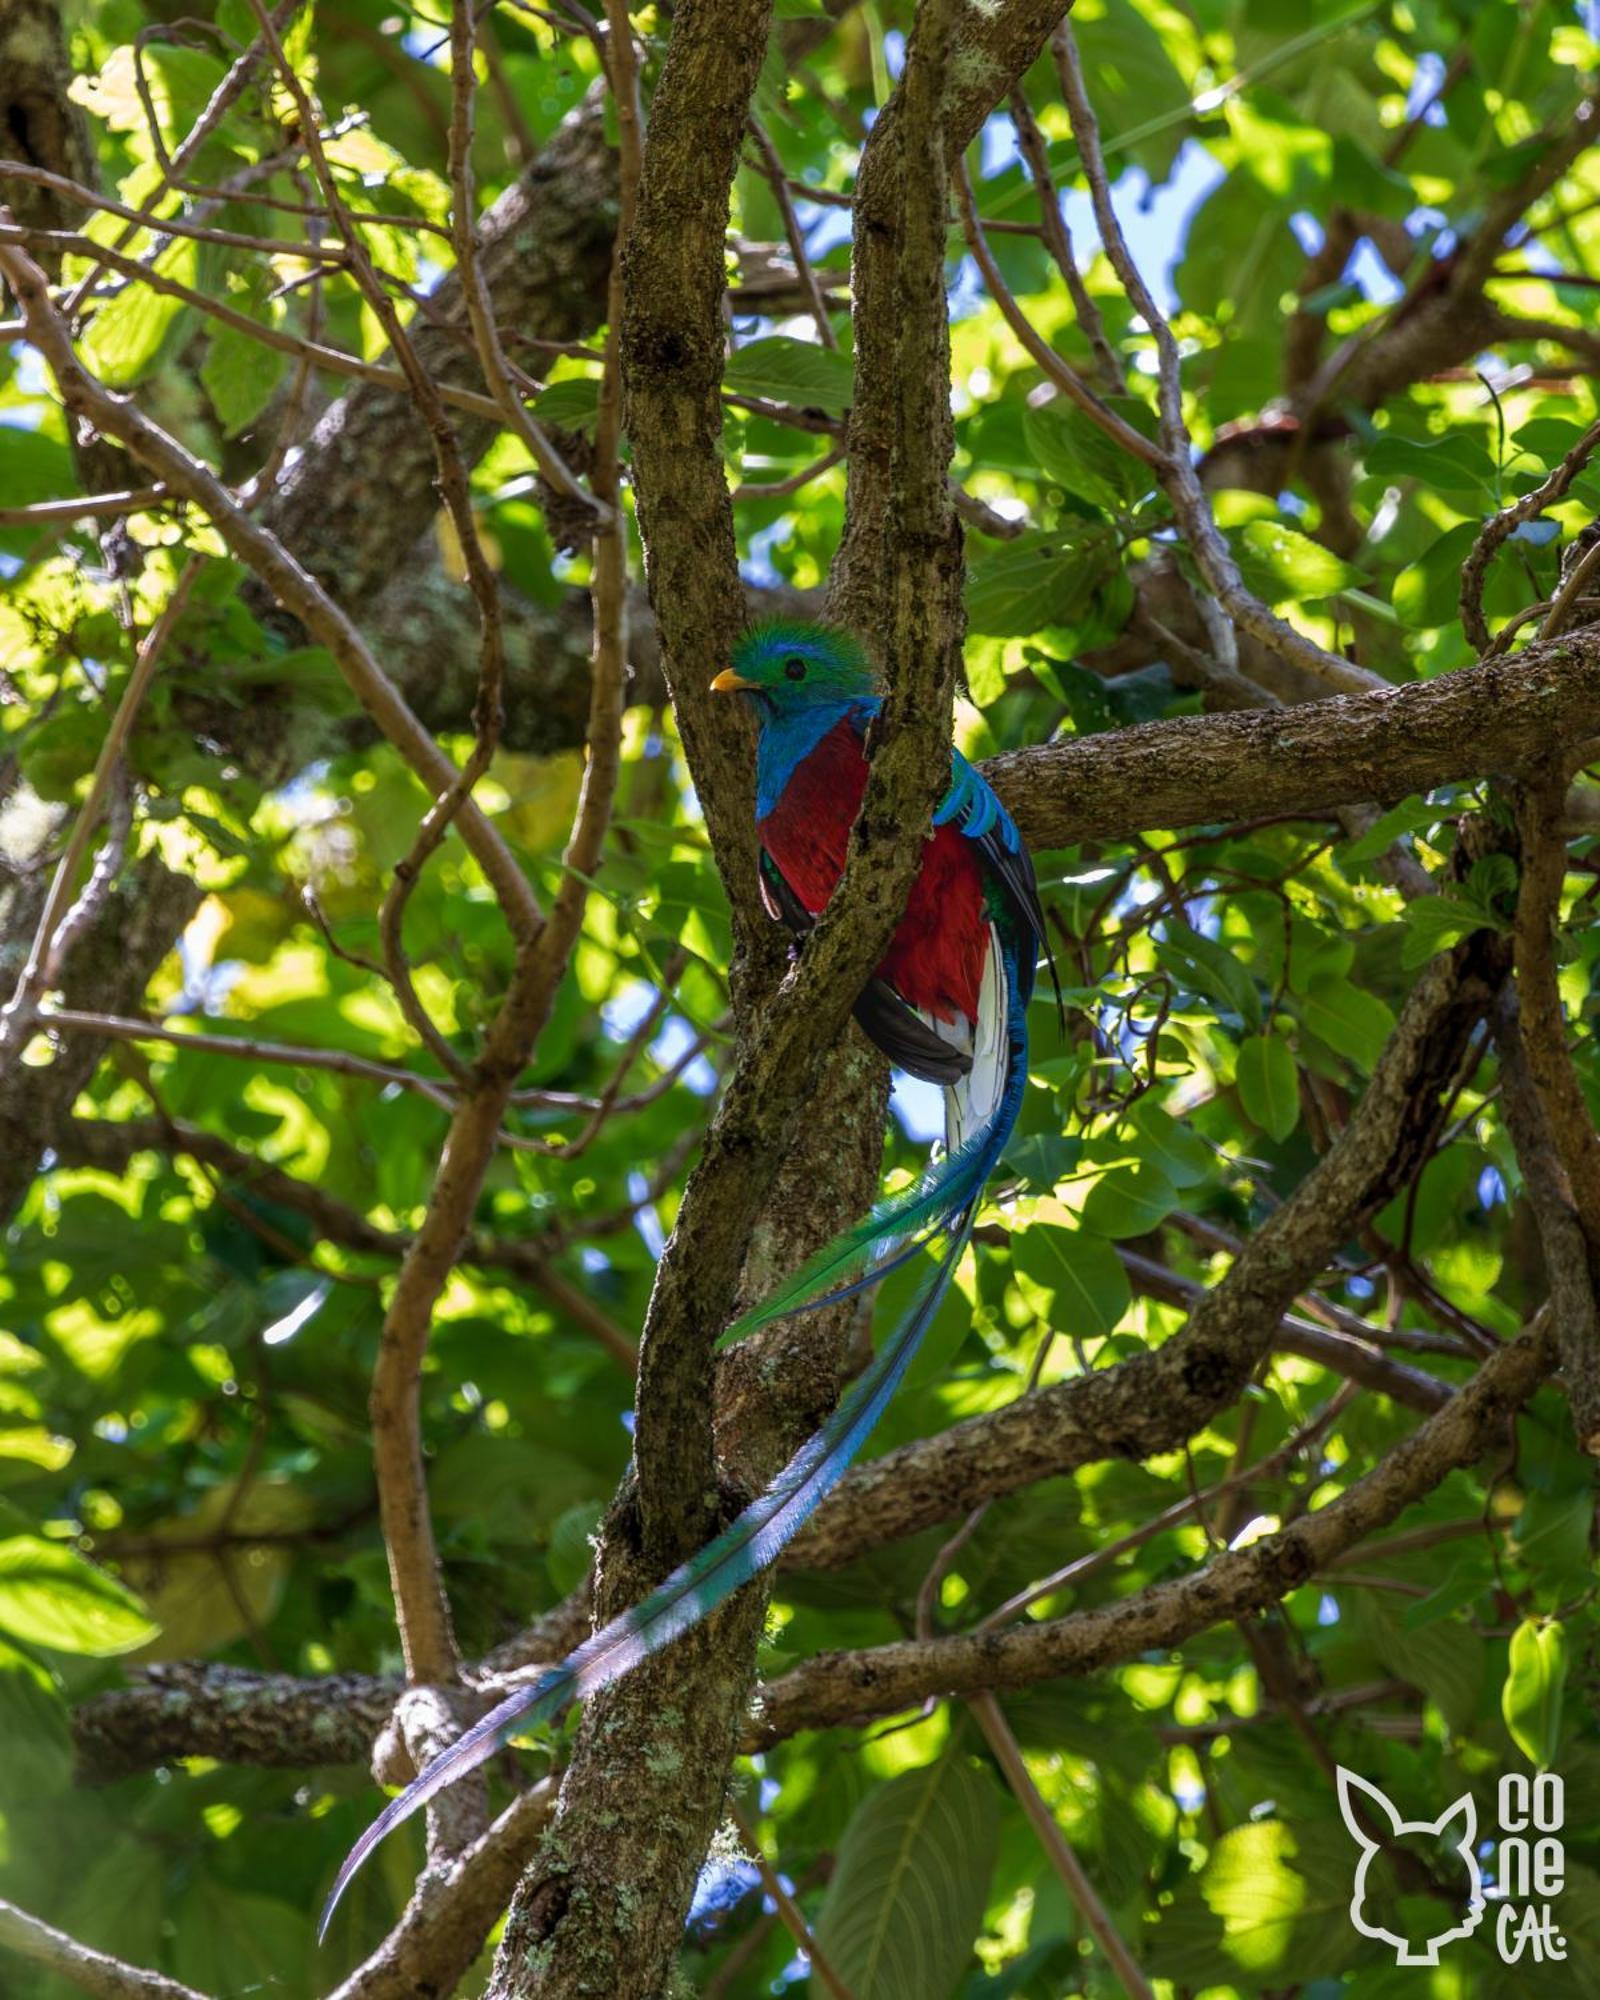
[323,619,1056,1928]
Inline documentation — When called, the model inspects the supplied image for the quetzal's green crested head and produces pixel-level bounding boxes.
[711,619,877,710]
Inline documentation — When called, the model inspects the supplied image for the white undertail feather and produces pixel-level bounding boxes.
[924,921,1007,1158]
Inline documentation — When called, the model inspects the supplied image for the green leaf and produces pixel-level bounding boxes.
[1299,975,1397,1071]
[722,335,854,413]
[0,423,75,507]
[1156,921,1263,1029]
[1398,895,1493,969]
[1236,1033,1299,1141]
[813,1755,1001,2000]
[171,1877,309,1996]
[1079,1163,1178,1239]
[965,524,1118,638]
[1129,1100,1213,1188]
[1503,1618,1567,1769]
[1225,91,1332,201]
[532,376,603,436]
[1338,796,1447,867]
[1146,1820,1356,1985]
[1510,1489,1594,1587]
[1467,853,1517,912]
[201,320,288,438]
[48,1836,167,1979]
[18,703,104,803]
[82,240,197,387]
[1344,1589,1484,1734]
[1014,1222,1131,1338]
[0,1535,159,1656]
[1328,137,1417,221]
[1232,520,1363,604]
[1513,416,1593,466]
[1391,520,1483,629]
[1022,397,1157,510]
[1026,652,1114,733]
[1402,1559,1487,1632]
[0,1634,72,1798]
[1000,1133,1084,1193]
[1365,429,1498,506]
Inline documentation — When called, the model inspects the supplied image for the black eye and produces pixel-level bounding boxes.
[783,655,807,681]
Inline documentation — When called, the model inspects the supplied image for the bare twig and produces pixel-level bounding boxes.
[0,221,505,423]
[1512,776,1600,1241]
[975,1385,1360,1635]
[0,484,167,526]
[1006,87,1122,392]
[1507,782,1600,1451]
[41,1008,461,1106]
[1541,535,1600,642]
[726,1802,856,2000]
[953,158,1161,471]
[747,115,839,350]
[438,0,602,514]
[967,1693,1156,1998]
[734,445,846,499]
[1050,22,1382,698]
[1122,1247,1453,1412]
[0,172,352,260]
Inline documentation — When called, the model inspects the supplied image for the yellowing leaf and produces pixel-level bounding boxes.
[117,1480,315,1662]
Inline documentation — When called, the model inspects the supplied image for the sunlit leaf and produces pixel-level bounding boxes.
[1503,1619,1568,1770]
[0,1536,159,1656]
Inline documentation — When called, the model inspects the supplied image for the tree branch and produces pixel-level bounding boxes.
[986,627,1600,854]
[750,1316,1555,1742]
[329,1783,555,2000]
[0,1899,208,2000]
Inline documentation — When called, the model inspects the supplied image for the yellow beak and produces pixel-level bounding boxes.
[710,668,757,693]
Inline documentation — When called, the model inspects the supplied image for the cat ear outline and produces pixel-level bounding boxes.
[1434,1791,1477,1849]
[1337,1765,1403,1848]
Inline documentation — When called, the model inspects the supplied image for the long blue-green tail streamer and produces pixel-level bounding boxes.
[318,1204,975,1938]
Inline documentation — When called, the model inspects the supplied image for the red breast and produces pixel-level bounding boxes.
[758,719,988,1026]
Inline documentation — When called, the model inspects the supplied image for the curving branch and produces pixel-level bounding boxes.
[751,1316,1555,1742]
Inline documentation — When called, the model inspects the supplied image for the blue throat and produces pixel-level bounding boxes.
[752,695,878,820]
